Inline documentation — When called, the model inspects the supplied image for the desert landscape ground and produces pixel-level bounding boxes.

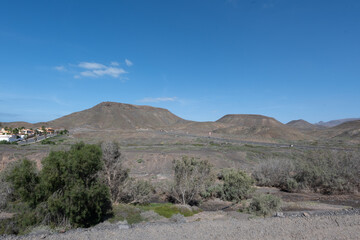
[0,102,359,239]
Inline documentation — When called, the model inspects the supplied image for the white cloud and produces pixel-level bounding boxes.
[78,62,106,69]
[138,97,177,103]
[80,71,98,77]
[54,60,130,79]
[93,67,127,78]
[54,66,66,71]
[125,59,133,67]
[79,67,126,78]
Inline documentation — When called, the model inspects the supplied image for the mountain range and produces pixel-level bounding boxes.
[1,102,359,142]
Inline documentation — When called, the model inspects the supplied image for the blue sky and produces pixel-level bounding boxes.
[1,0,359,124]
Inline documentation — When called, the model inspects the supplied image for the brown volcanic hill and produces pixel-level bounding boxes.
[0,121,34,128]
[316,120,360,141]
[315,118,360,128]
[286,119,325,131]
[214,114,308,141]
[216,114,285,127]
[42,102,188,130]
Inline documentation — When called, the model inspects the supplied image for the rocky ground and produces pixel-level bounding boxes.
[2,209,360,240]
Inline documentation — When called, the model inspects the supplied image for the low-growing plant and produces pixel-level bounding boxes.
[246,194,282,217]
[138,203,199,218]
[41,139,56,145]
[109,204,142,224]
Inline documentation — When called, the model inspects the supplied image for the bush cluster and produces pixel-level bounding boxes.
[4,142,112,234]
[169,157,254,204]
[253,150,360,194]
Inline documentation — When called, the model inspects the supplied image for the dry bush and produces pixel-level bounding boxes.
[171,156,214,205]
[101,142,130,202]
[253,150,360,194]
[253,159,297,192]
[128,179,154,204]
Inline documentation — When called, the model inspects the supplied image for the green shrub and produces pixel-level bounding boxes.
[221,169,254,202]
[247,194,282,217]
[41,139,56,145]
[5,142,112,231]
[138,203,199,218]
[6,159,39,207]
[109,204,142,224]
[40,142,112,227]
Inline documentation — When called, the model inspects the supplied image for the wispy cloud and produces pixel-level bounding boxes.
[54,65,66,71]
[125,59,133,67]
[54,60,131,79]
[138,97,177,103]
[78,62,106,69]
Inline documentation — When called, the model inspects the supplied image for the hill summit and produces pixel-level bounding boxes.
[213,114,307,141]
[286,119,324,131]
[45,102,188,130]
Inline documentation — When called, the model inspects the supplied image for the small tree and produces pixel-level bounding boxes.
[101,142,130,203]
[172,156,214,205]
[41,126,47,138]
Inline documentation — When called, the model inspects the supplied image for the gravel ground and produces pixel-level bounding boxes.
[2,210,360,240]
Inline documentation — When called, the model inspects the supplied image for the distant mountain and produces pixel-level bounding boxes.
[2,102,358,142]
[2,102,188,130]
[212,114,308,141]
[45,102,188,130]
[315,120,360,141]
[0,121,34,129]
[315,118,360,128]
[286,119,325,131]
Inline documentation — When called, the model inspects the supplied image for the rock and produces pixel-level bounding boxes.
[170,213,186,223]
[191,206,201,212]
[274,212,284,218]
[117,220,130,229]
[302,212,310,217]
[118,224,130,230]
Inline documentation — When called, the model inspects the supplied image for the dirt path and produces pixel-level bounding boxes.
[3,213,360,240]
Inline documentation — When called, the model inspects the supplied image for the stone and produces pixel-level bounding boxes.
[302,212,310,217]
[274,212,284,218]
[170,213,186,223]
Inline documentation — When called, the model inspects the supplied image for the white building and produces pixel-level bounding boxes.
[0,135,17,143]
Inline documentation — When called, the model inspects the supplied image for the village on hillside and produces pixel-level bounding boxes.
[0,126,68,143]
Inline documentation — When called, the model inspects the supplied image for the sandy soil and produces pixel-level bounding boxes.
[3,213,360,240]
